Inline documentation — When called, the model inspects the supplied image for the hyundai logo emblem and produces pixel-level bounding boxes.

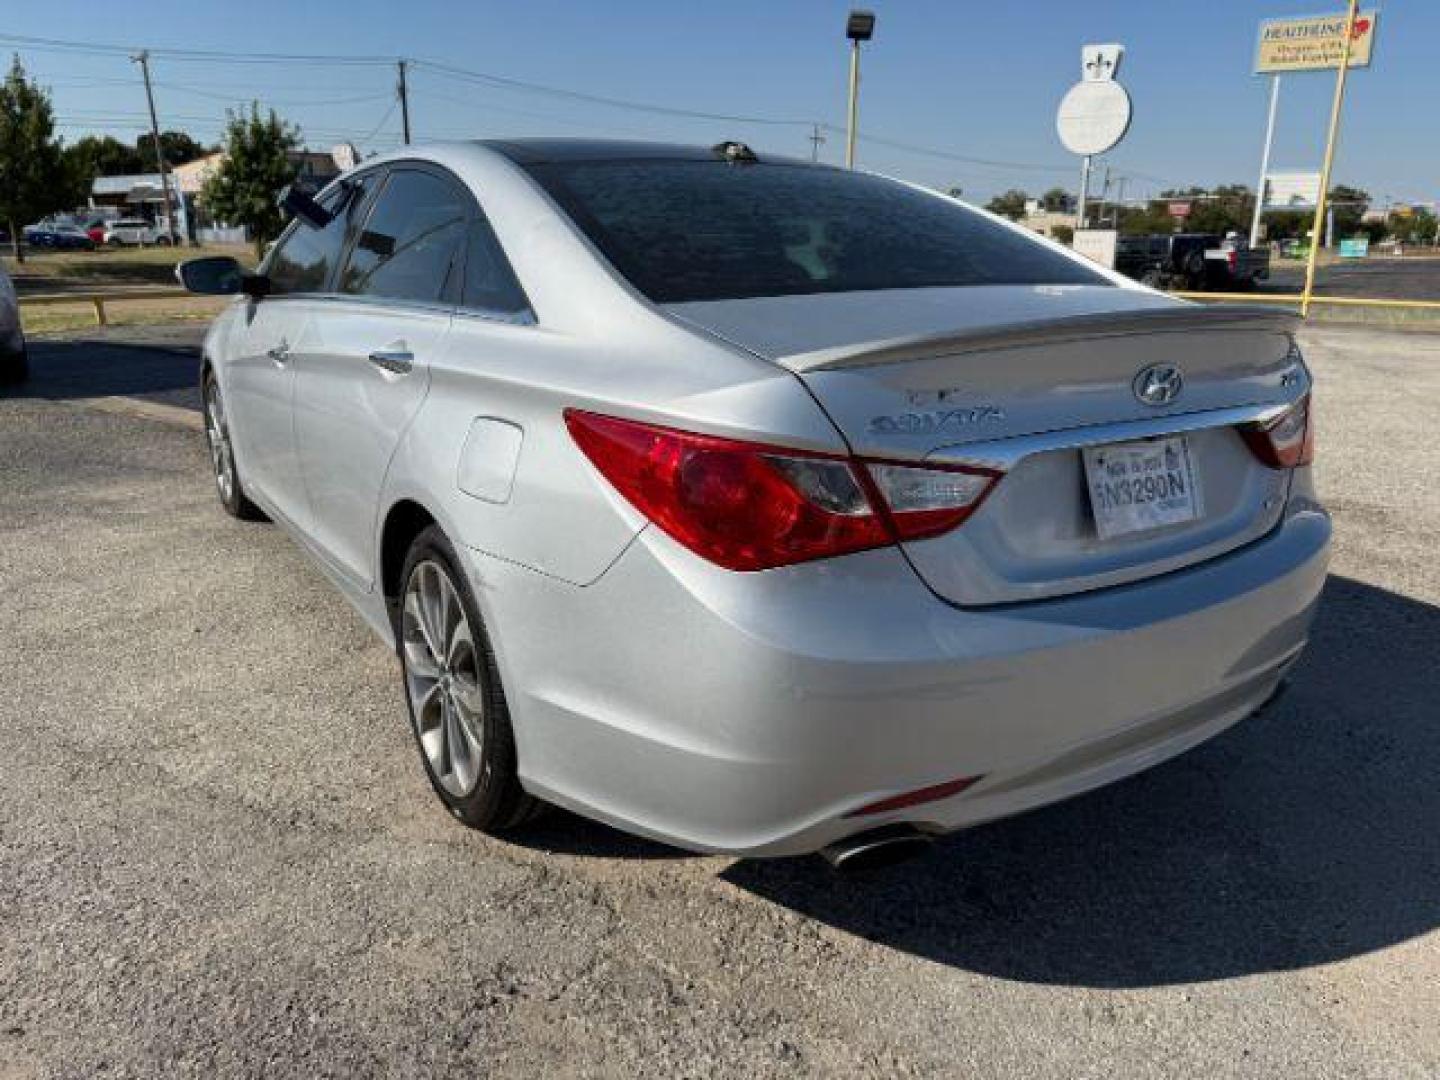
[1133,363,1184,407]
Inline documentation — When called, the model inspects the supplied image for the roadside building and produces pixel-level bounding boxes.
[1022,208,1078,239]
[88,174,166,220]
[90,150,344,245]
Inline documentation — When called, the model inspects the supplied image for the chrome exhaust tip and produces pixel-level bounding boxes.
[820,825,933,873]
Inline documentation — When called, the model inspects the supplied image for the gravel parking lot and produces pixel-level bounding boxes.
[1,324,1437,1078]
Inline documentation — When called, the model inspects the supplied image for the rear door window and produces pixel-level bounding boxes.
[338,169,469,305]
[527,160,1109,303]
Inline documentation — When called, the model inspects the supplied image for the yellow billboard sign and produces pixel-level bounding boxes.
[1256,10,1378,73]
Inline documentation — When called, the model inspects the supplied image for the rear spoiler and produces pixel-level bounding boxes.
[778,304,1299,374]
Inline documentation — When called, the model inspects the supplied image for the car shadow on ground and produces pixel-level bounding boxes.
[2,335,202,409]
[716,574,1440,986]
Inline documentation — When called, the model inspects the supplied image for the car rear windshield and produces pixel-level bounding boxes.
[526,160,1109,303]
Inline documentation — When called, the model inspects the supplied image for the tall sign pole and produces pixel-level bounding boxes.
[1302,0,1361,317]
[1057,44,1131,236]
[1249,75,1281,246]
[131,50,178,246]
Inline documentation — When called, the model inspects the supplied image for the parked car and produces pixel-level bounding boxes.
[1116,232,1270,290]
[102,218,170,247]
[23,222,95,250]
[0,262,27,384]
[178,140,1329,867]
[77,215,111,245]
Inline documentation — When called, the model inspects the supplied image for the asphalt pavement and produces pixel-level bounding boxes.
[0,324,1437,1078]
[1263,254,1440,302]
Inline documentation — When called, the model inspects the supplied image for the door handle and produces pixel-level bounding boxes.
[368,348,414,375]
[266,340,291,366]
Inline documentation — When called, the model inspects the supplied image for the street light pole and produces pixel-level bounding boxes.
[131,50,179,246]
[844,11,875,169]
[397,59,412,146]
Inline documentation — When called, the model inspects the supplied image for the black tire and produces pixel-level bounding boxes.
[0,347,27,387]
[1183,251,1207,291]
[201,371,267,521]
[398,525,542,832]
[1140,269,1165,289]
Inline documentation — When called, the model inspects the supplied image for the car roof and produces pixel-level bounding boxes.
[479,137,809,167]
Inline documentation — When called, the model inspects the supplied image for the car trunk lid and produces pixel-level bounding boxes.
[666,285,1306,604]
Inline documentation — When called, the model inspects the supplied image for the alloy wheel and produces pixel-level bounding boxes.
[401,559,487,797]
[204,381,236,504]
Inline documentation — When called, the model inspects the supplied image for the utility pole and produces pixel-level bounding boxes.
[809,123,826,163]
[397,59,412,145]
[131,50,178,246]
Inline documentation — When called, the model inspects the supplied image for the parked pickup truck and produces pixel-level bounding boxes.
[1116,232,1270,291]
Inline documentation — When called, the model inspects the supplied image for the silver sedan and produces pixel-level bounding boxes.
[179,140,1329,866]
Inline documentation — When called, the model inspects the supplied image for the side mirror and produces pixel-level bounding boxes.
[176,256,245,295]
[280,185,333,230]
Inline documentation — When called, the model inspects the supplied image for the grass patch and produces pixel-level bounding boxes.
[4,244,255,288]
[22,296,229,335]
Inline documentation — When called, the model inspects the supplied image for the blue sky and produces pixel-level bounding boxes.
[3,0,1429,205]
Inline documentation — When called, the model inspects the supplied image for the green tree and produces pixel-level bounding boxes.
[985,189,1029,221]
[0,56,74,262]
[137,129,211,168]
[200,104,300,259]
[1328,184,1369,238]
[1393,207,1438,246]
[1040,186,1070,212]
[64,134,146,179]
[1118,202,1177,236]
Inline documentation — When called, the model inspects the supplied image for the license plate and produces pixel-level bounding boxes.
[1082,436,1202,540]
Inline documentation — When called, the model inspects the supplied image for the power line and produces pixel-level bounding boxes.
[357,99,400,146]
[12,30,1173,189]
[156,83,393,107]
[408,83,672,140]
[412,58,814,128]
[0,32,392,65]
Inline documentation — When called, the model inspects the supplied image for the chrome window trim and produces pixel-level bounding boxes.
[456,305,537,328]
[931,398,1297,472]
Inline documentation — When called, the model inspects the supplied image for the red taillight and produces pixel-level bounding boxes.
[1241,395,1314,469]
[564,410,1001,571]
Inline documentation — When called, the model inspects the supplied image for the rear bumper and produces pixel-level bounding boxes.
[470,502,1330,857]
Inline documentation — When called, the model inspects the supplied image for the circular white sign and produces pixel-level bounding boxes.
[1056,80,1132,156]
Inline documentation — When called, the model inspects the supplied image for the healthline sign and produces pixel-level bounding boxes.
[1255,10,1378,73]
